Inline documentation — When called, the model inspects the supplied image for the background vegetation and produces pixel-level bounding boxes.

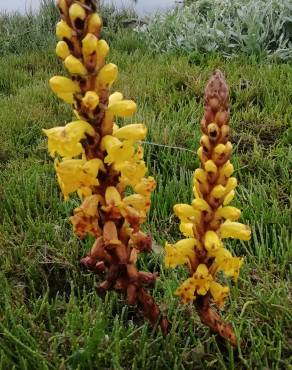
[0,1,291,369]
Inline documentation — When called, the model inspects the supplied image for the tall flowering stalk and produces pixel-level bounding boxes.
[43,0,168,333]
[165,70,251,346]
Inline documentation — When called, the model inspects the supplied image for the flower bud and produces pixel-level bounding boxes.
[49,76,80,104]
[108,100,137,118]
[56,20,73,40]
[69,3,86,30]
[82,33,98,57]
[82,91,99,110]
[64,55,87,75]
[219,221,251,241]
[96,63,118,87]
[97,39,110,59]
[87,13,102,36]
[56,41,70,59]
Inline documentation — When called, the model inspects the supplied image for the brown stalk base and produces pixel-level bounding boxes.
[80,255,169,336]
[197,295,237,347]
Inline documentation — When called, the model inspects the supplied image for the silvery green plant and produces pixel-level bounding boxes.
[137,0,292,60]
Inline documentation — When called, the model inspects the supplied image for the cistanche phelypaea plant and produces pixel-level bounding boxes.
[43,0,168,333]
[165,70,251,346]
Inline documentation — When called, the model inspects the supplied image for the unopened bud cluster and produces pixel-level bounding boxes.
[43,0,168,333]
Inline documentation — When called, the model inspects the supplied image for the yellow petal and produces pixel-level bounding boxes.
[82,91,99,110]
[225,177,237,194]
[219,221,251,241]
[123,194,150,212]
[87,13,102,35]
[113,124,147,141]
[108,100,137,118]
[204,231,222,252]
[69,3,86,22]
[82,33,98,56]
[210,184,226,199]
[215,206,241,221]
[109,92,123,105]
[210,281,229,308]
[96,63,118,87]
[204,160,217,173]
[56,20,73,40]
[56,41,70,59]
[105,186,121,206]
[220,161,234,178]
[134,177,156,196]
[174,204,201,222]
[179,222,194,238]
[192,198,211,212]
[97,39,109,59]
[64,55,87,75]
[223,190,235,205]
[50,76,80,104]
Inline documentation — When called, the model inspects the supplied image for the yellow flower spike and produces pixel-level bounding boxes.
[87,13,102,35]
[223,190,235,205]
[82,91,99,110]
[96,39,110,59]
[204,230,222,252]
[123,194,150,212]
[69,3,86,25]
[50,76,80,104]
[96,63,118,88]
[82,33,98,56]
[43,120,95,158]
[179,222,194,238]
[192,198,211,212]
[64,55,87,76]
[109,92,123,105]
[56,41,70,59]
[210,184,226,199]
[204,160,217,173]
[219,220,251,241]
[108,100,137,118]
[113,124,147,142]
[56,20,74,40]
[209,282,229,308]
[174,204,201,223]
[105,186,122,206]
[215,206,241,221]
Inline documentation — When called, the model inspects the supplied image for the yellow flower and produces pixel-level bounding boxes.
[215,206,241,221]
[82,33,98,56]
[192,198,211,212]
[204,160,217,173]
[56,41,70,59]
[69,3,86,24]
[113,124,147,142]
[43,120,95,158]
[82,91,99,110]
[55,158,102,199]
[219,220,251,241]
[56,20,73,40]
[204,230,222,252]
[96,63,118,88]
[209,281,230,308]
[64,55,87,76]
[179,222,194,238]
[212,248,244,280]
[123,194,150,212]
[105,186,122,206]
[173,204,201,223]
[101,135,135,165]
[96,39,110,59]
[175,276,197,304]
[117,159,148,187]
[108,100,137,118]
[165,238,197,268]
[193,264,213,295]
[87,13,102,35]
[134,177,156,196]
[109,92,123,105]
[223,190,235,205]
[50,76,80,104]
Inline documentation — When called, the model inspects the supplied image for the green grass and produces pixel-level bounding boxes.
[0,16,291,370]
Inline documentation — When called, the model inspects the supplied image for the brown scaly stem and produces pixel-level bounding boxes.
[44,0,169,334]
